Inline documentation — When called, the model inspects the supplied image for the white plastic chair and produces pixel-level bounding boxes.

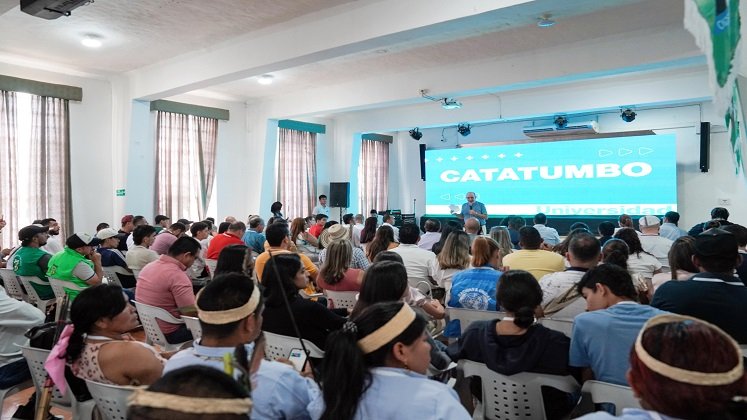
[182,315,202,340]
[133,301,188,351]
[460,360,579,420]
[447,307,507,335]
[0,268,27,300]
[17,276,55,312]
[325,290,358,310]
[581,380,641,415]
[47,277,88,300]
[264,331,325,360]
[85,379,142,420]
[20,345,96,419]
[538,317,574,337]
[102,267,124,287]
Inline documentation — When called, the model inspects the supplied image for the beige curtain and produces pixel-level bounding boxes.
[155,111,218,222]
[0,91,17,250]
[358,139,389,213]
[29,95,72,239]
[277,128,317,219]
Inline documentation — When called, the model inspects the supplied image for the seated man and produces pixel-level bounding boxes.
[688,207,733,236]
[638,215,673,272]
[502,226,565,280]
[390,223,437,288]
[571,264,666,385]
[532,212,561,247]
[463,218,481,244]
[116,214,135,253]
[722,224,747,285]
[125,215,149,250]
[254,223,318,283]
[46,233,104,299]
[309,214,327,238]
[153,214,171,234]
[658,211,687,241]
[12,225,54,300]
[540,232,600,318]
[242,216,266,255]
[135,237,200,344]
[418,219,441,251]
[188,221,211,280]
[651,228,747,343]
[96,227,136,288]
[206,221,246,261]
[39,218,63,255]
[380,213,400,242]
[163,272,319,419]
[125,224,159,272]
[150,222,186,255]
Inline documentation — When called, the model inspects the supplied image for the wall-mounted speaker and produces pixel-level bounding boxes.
[329,182,350,208]
[700,121,710,173]
[419,143,426,181]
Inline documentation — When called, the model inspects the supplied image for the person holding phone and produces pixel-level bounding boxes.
[451,192,488,234]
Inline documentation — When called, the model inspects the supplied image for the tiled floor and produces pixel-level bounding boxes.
[1,388,71,420]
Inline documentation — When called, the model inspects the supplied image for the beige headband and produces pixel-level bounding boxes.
[128,389,252,414]
[197,285,260,325]
[634,314,744,386]
[357,304,416,354]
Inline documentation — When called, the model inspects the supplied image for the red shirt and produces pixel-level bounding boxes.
[205,232,244,260]
[309,224,324,238]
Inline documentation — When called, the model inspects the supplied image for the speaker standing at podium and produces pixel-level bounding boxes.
[451,191,488,234]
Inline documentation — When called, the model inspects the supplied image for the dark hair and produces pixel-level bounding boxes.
[507,216,526,230]
[711,207,730,220]
[598,221,616,237]
[342,213,354,224]
[265,223,290,247]
[218,222,231,234]
[214,244,254,277]
[533,213,547,225]
[320,302,426,420]
[206,217,215,223]
[497,270,541,328]
[723,224,747,247]
[360,217,378,244]
[424,219,440,233]
[372,251,404,264]
[554,228,593,256]
[315,213,328,222]
[432,220,461,255]
[576,264,637,300]
[133,225,157,245]
[261,253,301,307]
[602,238,630,270]
[96,222,110,231]
[40,218,56,226]
[323,220,338,230]
[570,222,590,232]
[169,222,187,234]
[67,284,128,363]
[664,211,680,225]
[615,227,650,256]
[569,232,601,262]
[518,226,543,249]
[189,221,209,237]
[128,365,249,420]
[167,236,201,257]
[366,225,395,262]
[197,272,262,339]
[319,194,327,200]
[270,201,282,213]
[133,215,146,225]
[618,214,633,228]
[228,221,246,232]
[383,213,394,223]
[350,261,408,318]
[667,236,698,279]
[398,223,420,245]
[154,215,170,224]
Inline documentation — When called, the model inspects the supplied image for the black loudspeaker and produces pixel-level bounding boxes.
[700,122,710,173]
[329,182,350,208]
[419,143,426,181]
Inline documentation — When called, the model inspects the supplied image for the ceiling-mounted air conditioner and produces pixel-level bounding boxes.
[522,121,599,138]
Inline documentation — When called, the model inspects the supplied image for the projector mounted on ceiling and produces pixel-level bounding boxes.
[441,98,463,110]
[21,0,92,19]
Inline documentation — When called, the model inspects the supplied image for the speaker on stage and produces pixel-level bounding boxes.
[329,182,350,208]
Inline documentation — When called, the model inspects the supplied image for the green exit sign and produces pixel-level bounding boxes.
[116,189,125,197]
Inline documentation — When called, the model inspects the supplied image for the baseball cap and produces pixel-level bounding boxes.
[121,215,134,224]
[639,215,661,228]
[694,228,738,257]
[18,225,49,242]
[96,227,119,240]
[66,233,101,249]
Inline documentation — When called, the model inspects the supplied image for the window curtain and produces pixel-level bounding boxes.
[277,128,317,219]
[155,111,218,222]
[0,91,17,250]
[29,95,72,239]
[358,139,389,213]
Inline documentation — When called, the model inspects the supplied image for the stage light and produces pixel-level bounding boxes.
[409,128,423,141]
[553,115,568,128]
[457,124,471,137]
[621,108,637,123]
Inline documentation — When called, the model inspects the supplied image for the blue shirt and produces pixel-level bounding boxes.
[658,223,686,241]
[460,201,487,226]
[242,230,266,255]
[577,408,678,420]
[165,340,319,419]
[569,302,666,385]
[445,267,501,337]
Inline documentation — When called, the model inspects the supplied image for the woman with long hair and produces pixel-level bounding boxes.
[447,237,503,320]
[432,220,462,255]
[614,228,662,280]
[359,217,378,245]
[578,314,747,420]
[602,238,652,303]
[314,301,470,420]
[261,253,346,349]
[270,201,284,220]
[433,231,471,290]
[651,236,698,291]
[290,217,319,259]
[489,226,513,258]
[317,239,363,292]
[365,225,398,262]
[213,244,254,278]
[63,284,165,385]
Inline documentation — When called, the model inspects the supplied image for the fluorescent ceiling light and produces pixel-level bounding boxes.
[257,74,274,85]
[81,35,102,48]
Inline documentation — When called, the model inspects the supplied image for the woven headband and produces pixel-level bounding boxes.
[357,304,416,354]
[196,285,260,325]
[634,314,744,386]
[128,389,252,414]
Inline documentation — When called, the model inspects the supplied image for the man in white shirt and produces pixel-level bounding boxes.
[418,219,441,251]
[352,214,365,243]
[125,224,159,271]
[381,213,400,242]
[391,223,437,288]
[311,194,330,217]
[40,218,63,254]
[532,212,561,247]
[638,215,673,272]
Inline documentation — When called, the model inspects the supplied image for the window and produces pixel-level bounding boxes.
[358,139,389,213]
[276,128,317,219]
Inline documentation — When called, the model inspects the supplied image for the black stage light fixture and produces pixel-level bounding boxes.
[553,115,568,128]
[621,108,637,122]
[409,128,423,141]
[457,124,471,137]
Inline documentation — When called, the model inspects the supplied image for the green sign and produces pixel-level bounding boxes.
[116,189,125,197]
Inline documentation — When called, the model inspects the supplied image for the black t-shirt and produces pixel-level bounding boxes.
[261,296,346,349]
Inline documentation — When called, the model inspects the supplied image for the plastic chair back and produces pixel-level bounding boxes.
[581,380,641,415]
[17,276,55,311]
[447,307,506,334]
[263,331,325,360]
[325,290,358,310]
[460,360,579,419]
[102,267,123,287]
[0,268,27,300]
[133,301,187,351]
[85,379,141,420]
[182,315,202,340]
[538,317,574,337]
[205,259,218,278]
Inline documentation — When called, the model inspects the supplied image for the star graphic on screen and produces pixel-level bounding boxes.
[514,152,523,158]
[466,156,474,160]
[498,153,506,159]
[481,154,489,159]
[450,156,458,161]
[436,157,443,162]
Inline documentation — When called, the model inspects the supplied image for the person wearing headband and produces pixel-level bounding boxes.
[164,272,319,419]
[312,301,470,420]
[128,365,252,420]
[578,314,747,420]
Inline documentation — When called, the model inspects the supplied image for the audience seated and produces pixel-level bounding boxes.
[601,239,653,303]
[153,214,170,234]
[96,227,136,288]
[688,207,733,236]
[369,254,445,320]
[431,220,462,255]
[722,223,747,285]
[448,237,502,312]
[164,272,319,419]
[432,231,470,290]
[418,219,441,251]
[309,214,327,238]
[578,314,747,420]
[261,253,346,349]
[615,214,634,234]
[541,231,600,318]
[149,222,186,255]
[317,239,363,292]
[116,215,135,253]
[658,210,687,241]
[206,221,246,261]
[46,233,104,299]
[506,216,525,249]
[290,217,319,259]
[213,244,254,278]
[463,218,481,244]
[341,213,362,249]
[254,223,318,283]
[242,216,266,255]
[502,226,565,280]
[12,224,54,300]
[637,216,673,272]
[532,212,561,246]
[570,264,666,385]
[380,213,400,242]
[126,225,158,272]
[365,225,398,262]
[318,224,370,269]
[135,236,200,344]
[39,218,63,255]
[651,236,698,291]
[489,226,514,258]
[312,301,470,419]
[651,228,747,343]
[187,221,211,280]
[597,221,615,246]
[125,216,149,250]
[390,223,438,288]
[359,216,378,250]
[614,228,662,281]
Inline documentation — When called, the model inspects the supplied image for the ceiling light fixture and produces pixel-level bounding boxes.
[420,89,463,110]
[457,124,471,137]
[537,14,556,28]
[409,128,423,141]
[81,35,102,48]
[257,74,274,85]
[620,108,637,122]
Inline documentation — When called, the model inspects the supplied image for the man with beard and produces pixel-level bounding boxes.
[12,224,55,300]
[40,217,63,254]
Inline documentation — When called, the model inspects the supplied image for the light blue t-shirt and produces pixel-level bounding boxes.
[242,230,266,255]
[577,408,679,420]
[444,267,501,337]
[460,201,487,226]
[569,302,667,385]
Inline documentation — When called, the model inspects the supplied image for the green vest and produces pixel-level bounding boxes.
[47,247,94,299]
[13,246,54,300]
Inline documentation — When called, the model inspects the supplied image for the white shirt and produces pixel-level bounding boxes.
[417,231,441,251]
[41,235,63,255]
[390,244,437,288]
[533,224,561,246]
[352,223,364,242]
[627,252,662,279]
[638,235,673,272]
[312,205,330,217]
[0,287,45,367]
[539,269,588,319]
[659,223,686,241]
[380,222,400,242]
